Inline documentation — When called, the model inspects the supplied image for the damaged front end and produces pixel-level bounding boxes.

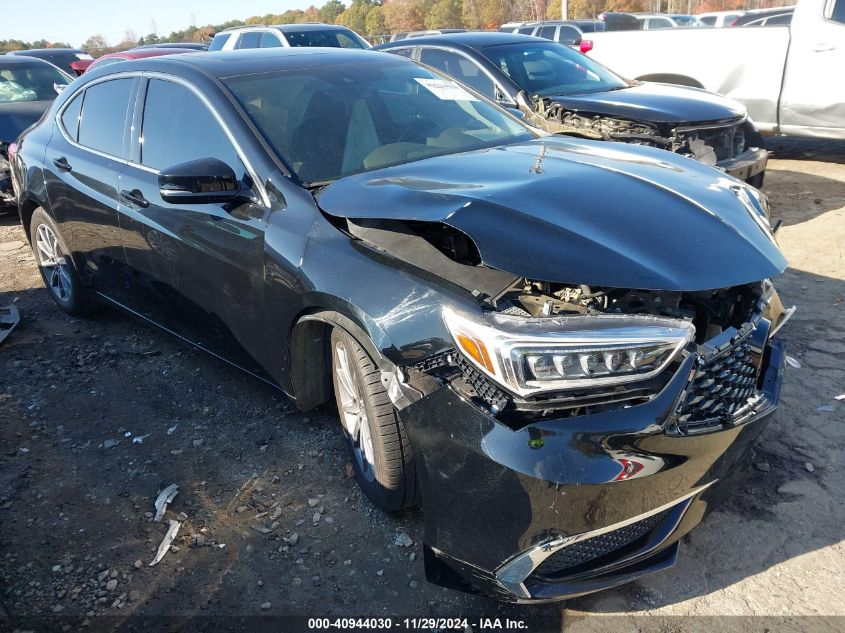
[527,99,767,185]
[315,136,790,601]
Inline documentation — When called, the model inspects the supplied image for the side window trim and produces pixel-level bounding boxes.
[135,72,270,207]
[53,74,139,163]
[418,45,516,105]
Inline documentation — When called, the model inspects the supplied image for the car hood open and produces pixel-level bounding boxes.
[317,137,787,291]
[547,82,746,125]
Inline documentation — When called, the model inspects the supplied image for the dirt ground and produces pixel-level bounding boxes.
[1,139,843,633]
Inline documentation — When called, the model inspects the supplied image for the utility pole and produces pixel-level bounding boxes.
[562,0,568,19]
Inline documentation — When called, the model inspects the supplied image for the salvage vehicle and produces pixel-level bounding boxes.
[585,0,845,139]
[7,48,94,76]
[1,56,71,213]
[208,23,369,51]
[375,33,767,185]
[83,47,202,73]
[10,48,791,602]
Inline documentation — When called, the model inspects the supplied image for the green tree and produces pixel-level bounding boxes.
[321,0,347,23]
[364,4,387,36]
[383,0,425,32]
[337,0,373,33]
[81,34,109,53]
[424,0,462,28]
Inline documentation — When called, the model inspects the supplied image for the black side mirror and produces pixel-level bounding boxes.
[158,157,251,205]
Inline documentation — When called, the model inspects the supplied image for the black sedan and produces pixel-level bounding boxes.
[11,48,790,602]
[1,56,72,211]
[7,48,94,76]
[375,32,767,186]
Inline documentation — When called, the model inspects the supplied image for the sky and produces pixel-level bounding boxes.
[4,0,310,47]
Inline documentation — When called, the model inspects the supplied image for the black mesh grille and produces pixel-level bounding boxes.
[675,340,760,432]
[533,509,670,579]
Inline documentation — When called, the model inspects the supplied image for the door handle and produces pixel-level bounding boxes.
[813,43,836,52]
[52,157,72,172]
[120,189,150,209]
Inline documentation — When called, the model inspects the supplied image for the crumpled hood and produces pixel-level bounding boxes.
[0,101,51,144]
[548,82,747,125]
[317,137,786,291]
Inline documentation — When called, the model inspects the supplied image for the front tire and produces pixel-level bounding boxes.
[30,208,96,316]
[330,327,418,512]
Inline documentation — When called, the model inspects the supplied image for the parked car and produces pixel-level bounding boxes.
[634,13,680,29]
[586,0,843,139]
[133,42,209,50]
[10,47,791,602]
[667,14,703,26]
[513,21,587,46]
[375,33,767,185]
[208,23,369,51]
[696,10,746,26]
[6,48,93,76]
[596,12,642,30]
[1,56,71,212]
[729,6,795,26]
[83,47,202,73]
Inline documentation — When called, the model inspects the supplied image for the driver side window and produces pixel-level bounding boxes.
[140,79,243,174]
[419,48,495,98]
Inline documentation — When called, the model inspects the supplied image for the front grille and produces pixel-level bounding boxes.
[533,509,670,579]
[679,123,744,161]
[675,339,761,432]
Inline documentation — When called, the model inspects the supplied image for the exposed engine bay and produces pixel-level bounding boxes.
[527,99,748,166]
[493,279,763,345]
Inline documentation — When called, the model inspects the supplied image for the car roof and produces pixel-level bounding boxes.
[84,48,401,81]
[8,48,84,56]
[375,31,547,50]
[0,55,60,68]
[98,48,202,60]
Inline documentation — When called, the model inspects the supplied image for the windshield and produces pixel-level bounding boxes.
[0,63,70,103]
[481,41,628,97]
[224,59,532,184]
[284,29,369,49]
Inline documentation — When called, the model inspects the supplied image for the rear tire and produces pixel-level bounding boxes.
[30,208,97,316]
[330,327,419,512]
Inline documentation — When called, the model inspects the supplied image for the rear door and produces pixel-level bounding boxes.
[45,76,137,291]
[779,0,845,137]
[115,76,270,373]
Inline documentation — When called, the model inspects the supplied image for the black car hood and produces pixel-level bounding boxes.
[0,101,51,143]
[548,82,746,124]
[317,137,786,291]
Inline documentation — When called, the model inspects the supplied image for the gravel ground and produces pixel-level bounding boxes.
[1,144,843,633]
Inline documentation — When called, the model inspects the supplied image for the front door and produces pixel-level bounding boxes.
[114,77,271,376]
[779,0,845,136]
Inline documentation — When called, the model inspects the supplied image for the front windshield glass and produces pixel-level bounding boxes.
[224,59,533,184]
[0,63,70,103]
[481,41,628,97]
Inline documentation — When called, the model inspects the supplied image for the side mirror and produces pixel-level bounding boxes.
[158,157,251,205]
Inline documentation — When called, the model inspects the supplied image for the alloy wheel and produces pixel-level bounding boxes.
[334,340,376,482]
[35,223,73,303]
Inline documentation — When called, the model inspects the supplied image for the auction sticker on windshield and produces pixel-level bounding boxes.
[414,78,478,101]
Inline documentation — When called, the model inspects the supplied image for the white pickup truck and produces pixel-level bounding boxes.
[584,0,845,139]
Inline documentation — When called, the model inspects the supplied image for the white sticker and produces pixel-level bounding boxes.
[415,78,478,102]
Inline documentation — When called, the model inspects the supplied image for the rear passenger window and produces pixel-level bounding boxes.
[236,32,262,49]
[538,26,556,39]
[140,79,241,173]
[78,79,133,158]
[208,33,231,51]
[260,32,283,48]
[557,25,581,44]
[60,92,83,141]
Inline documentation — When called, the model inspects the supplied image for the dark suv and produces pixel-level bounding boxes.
[10,48,790,602]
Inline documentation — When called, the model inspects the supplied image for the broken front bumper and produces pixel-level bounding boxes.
[400,337,785,602]
[717,146,768,184]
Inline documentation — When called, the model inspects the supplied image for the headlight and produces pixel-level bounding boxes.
[443,308,695,397]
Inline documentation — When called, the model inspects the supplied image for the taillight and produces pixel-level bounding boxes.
[7,142,18,162]
[580,39,594,53]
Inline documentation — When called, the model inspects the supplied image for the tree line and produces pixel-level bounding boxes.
[2,0,791,57]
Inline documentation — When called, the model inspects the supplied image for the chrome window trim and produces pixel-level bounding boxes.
[54,73,138,164]
[494,480,717,599]
[417,44,516,105]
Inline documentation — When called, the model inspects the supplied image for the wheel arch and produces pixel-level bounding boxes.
[288,305,397,412]
[18,197,46,243]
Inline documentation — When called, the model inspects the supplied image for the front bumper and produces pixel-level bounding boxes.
[400,336,785,602]
[716,146,768,184]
